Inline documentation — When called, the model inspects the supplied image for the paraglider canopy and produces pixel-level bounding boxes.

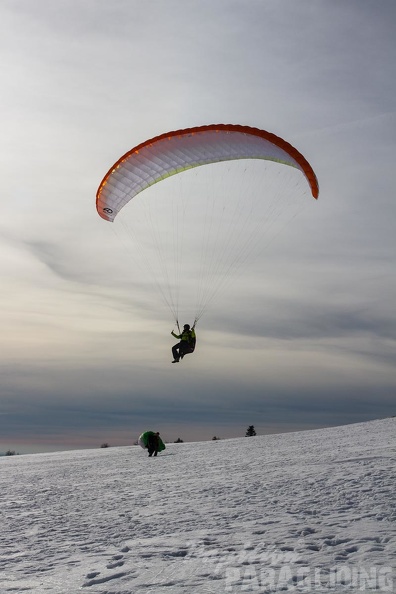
[138,431,166,452]
[96,124,318,222]
[96,124,319,324]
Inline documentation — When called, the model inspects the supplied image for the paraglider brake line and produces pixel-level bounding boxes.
[174,318,197,330]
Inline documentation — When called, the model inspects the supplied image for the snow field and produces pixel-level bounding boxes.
[1,418,395,593]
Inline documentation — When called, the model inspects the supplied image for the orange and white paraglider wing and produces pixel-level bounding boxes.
[96,124,319,223]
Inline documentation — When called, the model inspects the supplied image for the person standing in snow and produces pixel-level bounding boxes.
[147,432,161,457]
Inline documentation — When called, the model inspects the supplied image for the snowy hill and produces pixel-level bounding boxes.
[1,419,395,594]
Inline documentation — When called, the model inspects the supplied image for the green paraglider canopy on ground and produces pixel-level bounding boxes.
[138,431,166,452]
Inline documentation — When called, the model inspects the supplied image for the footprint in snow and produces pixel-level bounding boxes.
[82,570,128,587]
[86,571,100,579]
[107,555,125,569]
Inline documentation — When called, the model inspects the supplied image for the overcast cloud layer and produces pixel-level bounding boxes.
[1,0,395,453]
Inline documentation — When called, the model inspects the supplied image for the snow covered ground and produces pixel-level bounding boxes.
[1,418,395,594]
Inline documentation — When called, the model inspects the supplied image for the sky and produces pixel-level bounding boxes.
[1,0,396,453]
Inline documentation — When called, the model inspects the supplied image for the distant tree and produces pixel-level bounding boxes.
[245,425,257,437]
[5,450,17,456]
[174,438,184,443]
[212,436,220,441]
[100,443,110,448]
